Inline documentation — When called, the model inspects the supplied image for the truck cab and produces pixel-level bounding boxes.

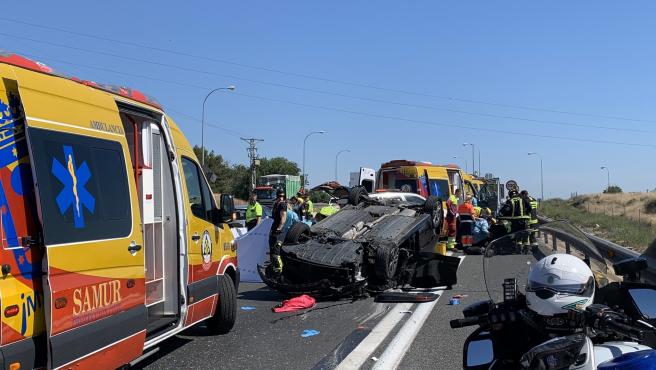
[0,52,238,369]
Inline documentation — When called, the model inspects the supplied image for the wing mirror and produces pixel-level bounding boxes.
[213,194,235,224]
[463,328,494,370]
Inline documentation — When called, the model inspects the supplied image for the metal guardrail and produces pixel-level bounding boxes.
[538,215,656,284]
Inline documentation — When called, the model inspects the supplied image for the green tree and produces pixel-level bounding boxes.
[193,146,233,194]
[257,157,300,177]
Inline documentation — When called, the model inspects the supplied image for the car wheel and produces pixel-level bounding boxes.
[284,222,311,244]
[375,246,400,280]
[206,274,237,334]
[348,186,369,206]
[424,196,443,231]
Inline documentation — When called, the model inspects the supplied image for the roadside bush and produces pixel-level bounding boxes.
[603,185,623,194]
[309,190,331,203]
[645,199,656,215]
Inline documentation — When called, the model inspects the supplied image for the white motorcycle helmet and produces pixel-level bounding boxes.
[526,254,595,316]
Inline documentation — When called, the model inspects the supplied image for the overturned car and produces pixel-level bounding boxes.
[258,185,461,298]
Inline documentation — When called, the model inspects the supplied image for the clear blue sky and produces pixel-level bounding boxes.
[3,1,655,198]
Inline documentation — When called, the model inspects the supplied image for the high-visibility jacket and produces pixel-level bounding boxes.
[458,202,474,216]
[306,200,314,214]
[528,197,539,225]
[502,196,530,220]
[246,202,263,223]
[447,194,459,218]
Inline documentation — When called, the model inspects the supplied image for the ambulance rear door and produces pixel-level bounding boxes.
[15,70,147,369]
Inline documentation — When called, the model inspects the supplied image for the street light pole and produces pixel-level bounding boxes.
[452,156,466,173]
[302,130,325,190]
[601,166,610,191]
[528,152,544,200]
[477,148,481,176]
[201,85,235,166]
[335,149,351,182]
[463,143,475,175]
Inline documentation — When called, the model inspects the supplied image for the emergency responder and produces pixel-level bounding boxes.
[304,194,314,222]
[245,192,263,231]
[521,190,539,249]
[269,189,287,274]
[446,188,462,249]
[498,189,532,253]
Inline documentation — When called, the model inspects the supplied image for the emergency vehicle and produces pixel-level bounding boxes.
[376,160,468,201]
[0,51,238,369]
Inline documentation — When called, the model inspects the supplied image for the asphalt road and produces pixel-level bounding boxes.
[137,251,538,370]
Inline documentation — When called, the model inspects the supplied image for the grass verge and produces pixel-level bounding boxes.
[541,198,656,252]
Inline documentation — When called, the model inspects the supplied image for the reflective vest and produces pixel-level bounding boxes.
[246,202,263,223]
[306,200,314,214]
[529,197,539,225]
[447,194,459,218]
[508,197,530,220]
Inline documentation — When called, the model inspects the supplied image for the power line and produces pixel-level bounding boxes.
[228,92,656,149]
[8,49,654,148]
[0,17,654,124]
[165,109,246,138]
[3,33,651,134]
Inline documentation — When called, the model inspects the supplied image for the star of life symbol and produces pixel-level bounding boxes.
[52,145,95,228]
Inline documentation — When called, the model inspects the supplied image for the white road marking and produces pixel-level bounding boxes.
[334,302,414,370]
[370,293,443,370]
[334,252,463,370]
[372,255,466,370]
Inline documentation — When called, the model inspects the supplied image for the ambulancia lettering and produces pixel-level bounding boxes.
[73,280,122,315]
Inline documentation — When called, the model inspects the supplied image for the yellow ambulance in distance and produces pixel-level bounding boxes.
[376,160,468,201]
[0,51,238,369]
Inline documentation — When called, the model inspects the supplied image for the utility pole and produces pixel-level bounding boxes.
[241,137,264,192]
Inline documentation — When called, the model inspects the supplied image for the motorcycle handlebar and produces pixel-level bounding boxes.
[599,316,644,341]
[450,316,486,329]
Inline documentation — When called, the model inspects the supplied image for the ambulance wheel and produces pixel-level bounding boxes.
[285,222,311,244]
[207,274,237,334]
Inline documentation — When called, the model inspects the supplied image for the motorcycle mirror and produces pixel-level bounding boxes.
[464,328,494,370]
[627,288,656,319]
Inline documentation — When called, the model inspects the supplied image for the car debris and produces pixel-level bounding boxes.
[258,184,461,299]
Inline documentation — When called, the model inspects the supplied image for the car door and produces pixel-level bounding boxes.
[179,154,228,325]
[15,70,146,369]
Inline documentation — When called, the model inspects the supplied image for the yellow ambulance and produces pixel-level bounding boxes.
[0,51,238,369]
[376,160,468,201]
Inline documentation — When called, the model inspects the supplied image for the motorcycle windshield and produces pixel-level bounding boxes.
[483,221,610,304]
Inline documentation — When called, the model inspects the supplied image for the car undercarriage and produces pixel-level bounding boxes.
[258,186,461,298]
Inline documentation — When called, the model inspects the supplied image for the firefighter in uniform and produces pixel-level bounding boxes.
[446,188,462,250]
[269,189,288,274]
[521,190,539,249]
[498,189,532,253]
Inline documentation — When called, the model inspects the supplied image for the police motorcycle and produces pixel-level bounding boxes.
[451,221,656,369]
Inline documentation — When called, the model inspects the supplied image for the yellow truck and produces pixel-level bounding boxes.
[0,51,238,369]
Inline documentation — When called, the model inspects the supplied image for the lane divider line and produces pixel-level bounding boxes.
[334,302,414,370]
[372,255,466,370]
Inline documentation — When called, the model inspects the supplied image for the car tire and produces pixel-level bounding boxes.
[348,186,368,206]
[284,222,311,244]
[206,274,237,334]
[424,196,443,231]
[374,246,400,280]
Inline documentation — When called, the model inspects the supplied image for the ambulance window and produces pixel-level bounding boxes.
[27,128,132,245]
[181,157,214,221]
